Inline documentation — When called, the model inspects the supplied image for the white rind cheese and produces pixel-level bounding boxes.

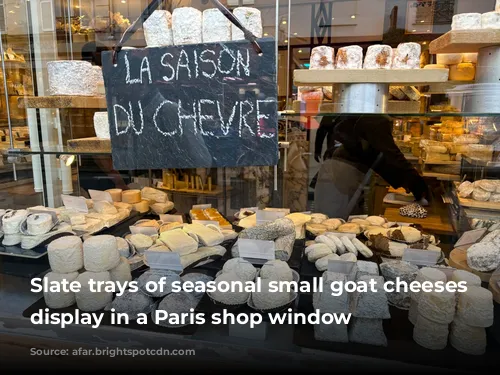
[116,237,131,258]
[2,209,28,234]
[183,223,224,247]
[93,112,110,139]
[143,10,174,47]
[27,213,53,235]
[481,11,500,29]
[212,272,249,304]
[43,271,79,309]
[413,314,448,350]
[341,236,358,256]
[417,289,456,324]
[94,201,118,215]
[450,317,487,355]
[47,235,83,273]
[231,7,262,41]
[408,299,419,325]
[222,258,257,282]
[410,267,447,302]
[456,286,494,327]
[83,235,120,272]
[47,61,98,96]
[363,45,393,69]
[76,271,113,311]
[315,253,340,272]
[452,13,481,30]
[313,272,349,314]
[109,256,132,285]
[307,246,333,262]
[159,229,198,255]
[315,235,337,252]
[203,8,231,43]
[393,42,421,69]
[335,45,363,69]
[350,275,390,319]
[172,7,202,45]
[310,46,335,70]
[150,202,174,215]
[252,279,289,310]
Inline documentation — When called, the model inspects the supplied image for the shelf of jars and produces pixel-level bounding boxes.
[429,29,500,54]
[18,96,107,109]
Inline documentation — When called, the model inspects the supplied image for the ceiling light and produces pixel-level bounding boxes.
[264,33,268,36]
[412,29,417,32]
[332,17,335,20]
[284,39,288,43]
[351,15,356,19]
[282,20,287,25]
[293,32,297,36]
[427,30,431,32]
[60,155,75,167]
[121,0,126,3]
[420,20,425,23]
[298,49,303,53]
[422,41,427,45]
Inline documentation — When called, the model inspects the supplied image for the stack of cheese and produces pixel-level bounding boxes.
[380,260,419,309]
[313,263,390,346]
[142,7,262,48]
[451,10,500,31]
[44,235,131,311]
[420,140,451,162]
[1,209,28,246]
[458,180,500,204]
[189,207,231,229]
[465,228,500,272]
[306,214,389,237]
[140,187,174,214]
[427,53,477,81]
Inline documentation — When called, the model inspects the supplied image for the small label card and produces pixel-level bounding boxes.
[160,214,184,223]
[61,194,88,213]
[402,248,440,266]
[145,250,182,272]
[455,229,487,248]
[88,189,113,203]
[327,260,356,274]
[192,220,220,228]
[130,226,158,236]
[238,239,275,263]
[256,209,286,225]
[192,204,212,210]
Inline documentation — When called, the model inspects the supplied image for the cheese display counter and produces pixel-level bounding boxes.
[1,0,500,372]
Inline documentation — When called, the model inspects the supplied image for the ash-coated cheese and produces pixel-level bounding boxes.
[222,258,257,282]
[109,256,132,285]
[436,53,462,65]
[141,187,168,204]
[212,272,250,305]
[275,232,296,261]
[417,289,455,324]
[181,273,214,299]
[172,7,202,45]
[83,235,120,272]
[137,269,181,298]
[75,271,113,312]
[252,279,290,310]
[105,189,122,202]
[203,8,231,43]
[408,299,419,325]
[231,7,263,41]
[315,253,340,272]
[450,63,476,81]
[413,314,449,350]
[467,241,500,272]
[310,46,335,70]
[47,61,98,96]
[153,292,200,328]
[380,260,418,309]
[353,261,379,280]
[349,318,387,346]
[239,217,295,241]
[314,320,348,343]
[335,45,363,69]
[393,42,421,69]
[109,289,155,320]
[450,317,487,355]
[260,259,293,282]
[350,276,390,319]
[93,112,110,139]
[363,45,393,69]
[159,229,198,255]
[313,272,349,314]
[43,271,79,309]
[94,200,118,215]
[315,235,337,252]
[411,267,447,302]
[27,213,53,235]
[122,190,141,204]
[452,13,482,30]
[456,286,494,327]
[481,11,500,29]
[183,223,224,247]
[143,10,173,47]
[48,235,83,273]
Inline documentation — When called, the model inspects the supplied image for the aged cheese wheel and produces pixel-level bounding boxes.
[105,188,122,202]
[436,53,462,65]
[424,64,448,69]
[132,200,150,213]
[449,63,476,81]
[122,189,141,204]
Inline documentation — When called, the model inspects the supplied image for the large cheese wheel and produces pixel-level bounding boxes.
[83,235,120,272]
[122,189,141,204]
[105,188,122,202]
[48,236,83,273]
[76,271,113,312]
[132,200,150,213]
[43,271,79,309]
[436,53,462,65]
[449,63,476,81]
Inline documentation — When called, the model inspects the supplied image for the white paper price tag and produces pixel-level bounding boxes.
[263,207,290,214]
[192,220,220,228]
[455,229,487,248]
[61,194,88,213]
[327,260,356,274]
[145,250,182,272]
[256,209,286,225]
[88,189,113,203]
[160,214,184,223]
[238,239,275,262]
[402,249,440,266]
[192,204,212,210]
[130,226,158,236]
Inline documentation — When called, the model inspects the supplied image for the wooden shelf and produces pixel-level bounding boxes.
[429,29,500,54]
[294,69,449,86]
[426,81,474,95]
[158,185,229,197]
[422,172,460,181]
[453,182,500,211]
[420,160,461,165]
[18,96,107,109]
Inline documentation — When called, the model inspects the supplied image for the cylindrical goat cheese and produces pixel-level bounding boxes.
[310,46,335,70]
[203,8,231,43]
[43,271,79,309]
[93,112,110,139]
[417,289,455,324]
[481,11,500,29]
[172,7,202,45]
[47,61,99,96]
[26,213,53,235]
[450,317,487,355]
[232,7,263,41]
[335,45,363,69]
[413,314,449,350]
[451,13,482,30]
[410,267,447,302]
[143,10,174,47]
[363,45,393,69]
[393,42,421,69]
[105,188,122,202]
[83,235,120,272]
[2,209,28,234]
[109,256,132,285]
[456,286,494,327]
[76,271,113,312]
[48,236,83,274]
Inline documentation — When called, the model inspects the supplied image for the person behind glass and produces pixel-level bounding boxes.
[314,115,429,219]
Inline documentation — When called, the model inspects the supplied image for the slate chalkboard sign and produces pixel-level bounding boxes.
[101,38,278,170]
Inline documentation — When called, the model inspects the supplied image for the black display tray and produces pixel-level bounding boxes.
[293,293,498,372]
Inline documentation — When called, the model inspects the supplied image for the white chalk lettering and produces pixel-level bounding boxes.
[217,100,238,136]
[176,49,192,80]
[124,53,141,84]
[113,103,132,135]
[193,50,200,79]
[200,50,217,79]
[239,100,255,137]
[217,45,236,75]
[198,99,215,136]
[133,100,145,135]
[256,100,275,138]
[236,49,250,77]
[178,100,197,135]
[161,53,175,82]
[153,100,181,136]
[140,57,152,84]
